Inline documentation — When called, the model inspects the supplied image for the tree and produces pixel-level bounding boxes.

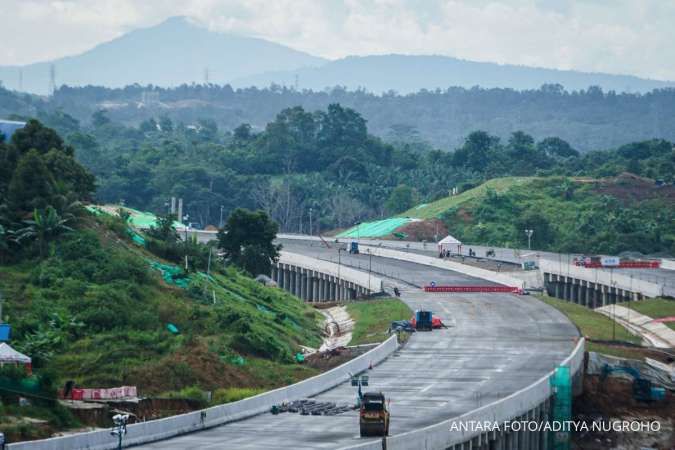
[7,149,54,216]
[147,213,179,243]
[217,209,280,276]
[11,119,67,157]
[384,184,417,215]
[91,110,111,128]
[537,137,579,159]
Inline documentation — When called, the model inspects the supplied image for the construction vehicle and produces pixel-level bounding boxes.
[599,365,666,402]
[359,392,390,437]
[349,241,360,254]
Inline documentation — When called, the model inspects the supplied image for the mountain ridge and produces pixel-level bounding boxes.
[0,16,325,95]
[1,16,674,95]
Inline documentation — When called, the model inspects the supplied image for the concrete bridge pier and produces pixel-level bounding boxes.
[271,260,374,302]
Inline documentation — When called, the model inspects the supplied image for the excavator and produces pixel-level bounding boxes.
[359,392,390,437]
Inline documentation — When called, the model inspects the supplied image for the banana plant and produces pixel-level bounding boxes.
[15,206,74,257]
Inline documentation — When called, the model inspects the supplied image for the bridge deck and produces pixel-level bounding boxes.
[137,241,577,449]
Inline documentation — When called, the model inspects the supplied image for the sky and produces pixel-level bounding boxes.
[1,0,674,81]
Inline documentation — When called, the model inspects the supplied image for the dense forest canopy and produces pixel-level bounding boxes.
[2,84,674,254]
[2,83,675,152]
[5,101,671,243]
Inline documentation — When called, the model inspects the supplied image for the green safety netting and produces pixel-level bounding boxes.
[256,304,275,317]
[119,206,184,229]
[549,366,571,450]
[149,260,190,288]
[86,205,183,229]
[336,217,414,238]
[228,355,246,366]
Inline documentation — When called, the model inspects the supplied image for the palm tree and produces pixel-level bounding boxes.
[15,206,74,257]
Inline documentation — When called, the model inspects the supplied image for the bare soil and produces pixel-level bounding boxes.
[590,172,675,205]
[572,375,675,450]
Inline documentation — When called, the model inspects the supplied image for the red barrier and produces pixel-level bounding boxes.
[579,261,660,269]
[423,285,522,294]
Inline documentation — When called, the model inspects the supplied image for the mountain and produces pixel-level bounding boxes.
[0,17,325,95]
[232,54,675,94]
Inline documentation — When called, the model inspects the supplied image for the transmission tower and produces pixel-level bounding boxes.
[204,67,209,85]
[18,69,23,91]
[49,63,56,96]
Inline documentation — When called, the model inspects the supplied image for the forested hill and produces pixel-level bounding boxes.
[232,54,675,94]
[4,83,675,152]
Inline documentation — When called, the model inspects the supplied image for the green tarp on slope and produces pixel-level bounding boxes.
[336,218,414,238]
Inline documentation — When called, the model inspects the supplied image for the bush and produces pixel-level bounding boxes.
[212,387,264,405]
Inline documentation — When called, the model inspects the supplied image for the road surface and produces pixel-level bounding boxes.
[137,239,578,449]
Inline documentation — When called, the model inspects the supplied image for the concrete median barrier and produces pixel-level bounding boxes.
[340,338,585,450]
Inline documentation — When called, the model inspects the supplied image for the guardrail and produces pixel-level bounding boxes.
[8,336,399,450]
[340,338,585,450]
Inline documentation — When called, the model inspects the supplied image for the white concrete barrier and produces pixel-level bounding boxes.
[340,338,585,450]
[279,251,384,293]
[661,259,675,271]
[8,336,399,450]
[360,246,526,288]
[539,259,663,298]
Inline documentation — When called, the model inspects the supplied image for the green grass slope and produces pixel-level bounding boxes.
[399,175,674,255]
[347,298,412,345]
[400,177,536,219]
[625,299,675,330]
[0,213,322,396]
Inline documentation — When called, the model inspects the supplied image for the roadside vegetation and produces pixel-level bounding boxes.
[625,298,675,331]
[347,298,412,345]
[537,295,646,359]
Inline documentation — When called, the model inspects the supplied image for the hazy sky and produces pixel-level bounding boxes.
[1,0,674,80]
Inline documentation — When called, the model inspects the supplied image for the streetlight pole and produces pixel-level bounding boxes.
[183,214,189,271]
[309,208,313,236]
[337,247,342,300]
[368,249,372,293]
[524,229,534,250]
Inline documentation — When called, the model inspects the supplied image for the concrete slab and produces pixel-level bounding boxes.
[135,242,578,450]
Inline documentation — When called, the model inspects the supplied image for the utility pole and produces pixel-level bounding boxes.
[49,63,56,96]
[524,229,534,250]
[219,205,224,228]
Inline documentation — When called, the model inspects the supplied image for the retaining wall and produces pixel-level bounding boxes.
[340,338,585,450]
[8,337,398,450]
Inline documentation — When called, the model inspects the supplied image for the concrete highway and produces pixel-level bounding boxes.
[137,239,578,449]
